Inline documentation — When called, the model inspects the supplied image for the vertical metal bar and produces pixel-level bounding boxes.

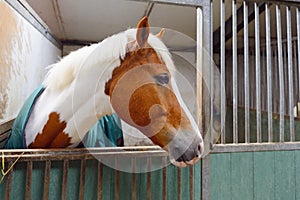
[297,8,300,105]
[131,158,136,200]
[4,168,13,200]
[61,160,69,200]
[244,0,250,143]
[220,0,226,144]
[114,158,119,200]
[255,2,262,143]
[274,44,279,113]
[79,159,86,200]
[177,168,182,200]
[25,161,33,200]
[266,3,273,142]
[232,0,238,143]
[283,42,288,115]
[162,157,167,200]
[293,41,298,108]
[146,157,151,200]
[97,161,102,200]
[250,49,255,108]
[199,1,212,199]
[202,155,210,200]
[286,6,295,141]
[189,166,194,200]
[196,6,203,132]
[43,160,51,200]
[262,49,266,111]
[210,0,214,148]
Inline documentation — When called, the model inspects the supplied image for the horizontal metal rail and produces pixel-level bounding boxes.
[1,146,168,162]
[212,142,300,153]
[127,0,210,7]
[4,0,62,49]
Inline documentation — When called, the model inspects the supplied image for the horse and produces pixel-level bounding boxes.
[4,16,204,167]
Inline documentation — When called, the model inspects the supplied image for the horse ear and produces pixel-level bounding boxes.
[156,28,165,39]
[136,16,150,48]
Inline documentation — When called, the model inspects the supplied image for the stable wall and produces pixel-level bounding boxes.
[0,1,61,124]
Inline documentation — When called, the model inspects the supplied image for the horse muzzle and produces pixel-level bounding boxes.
[166,129,204,167]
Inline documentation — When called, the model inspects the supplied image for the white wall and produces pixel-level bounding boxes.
[0,1,62,123]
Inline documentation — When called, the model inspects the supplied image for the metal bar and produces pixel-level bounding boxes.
[25,161,33,200]
[273,45,278,113]
[200,2,212,199]
[276,4,285,142]
[255,2,262,143]
[287,6,295,142]
[266,3,273,142]
[189,166,194,200]
[61,160,69,200]
[131,158,136,200]
[220,0,226,144]
[146,157,151,200]
[251,49,256,108]
[297,8,300,105]
[4,0,62,49]
[127,0,209,7]
[79,159,86,200]
[162,157,167,200]
[144,2,154,17]
[210,0,214,148]
[232,0,238,143]
[196,5,204,134]
[1,146,165,153]
[213,2,265,53]
[97,161,102,200]
[262,49,266,112]
[1,147,168,162]
[114,158,120,200]
[244,0,250,143]
[177,168,182,200]
[293,42,298,113]
[284,43,288,115]
[213,142,300,153]
[43,160,51,200]
[4,168,13,200]
[246,0,300,7]
[201,155,210,200]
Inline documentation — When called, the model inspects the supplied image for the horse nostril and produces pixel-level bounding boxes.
[197,144,203,155]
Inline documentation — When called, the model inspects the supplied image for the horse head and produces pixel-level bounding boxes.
[105,17,204,167]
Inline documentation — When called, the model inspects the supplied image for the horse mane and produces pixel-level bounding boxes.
[43,29,175,91]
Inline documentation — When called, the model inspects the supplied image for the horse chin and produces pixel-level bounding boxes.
[169,156,201,168]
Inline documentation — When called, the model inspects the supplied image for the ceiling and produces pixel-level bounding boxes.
[25,0,198,44]
[25,0,297,51]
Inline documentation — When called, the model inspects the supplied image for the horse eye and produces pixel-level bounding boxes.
[154,73,170,85]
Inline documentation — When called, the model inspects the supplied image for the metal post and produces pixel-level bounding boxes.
[297,8,300,106]
[25,161,33,200]
[220,0,226,144]
[255,2,262,143]
[198,0,212,198]
[286,6,295,141]
[244,1,250,143]
[232,0,238,143]
[276,4,285,142]
[266,3,273,142]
